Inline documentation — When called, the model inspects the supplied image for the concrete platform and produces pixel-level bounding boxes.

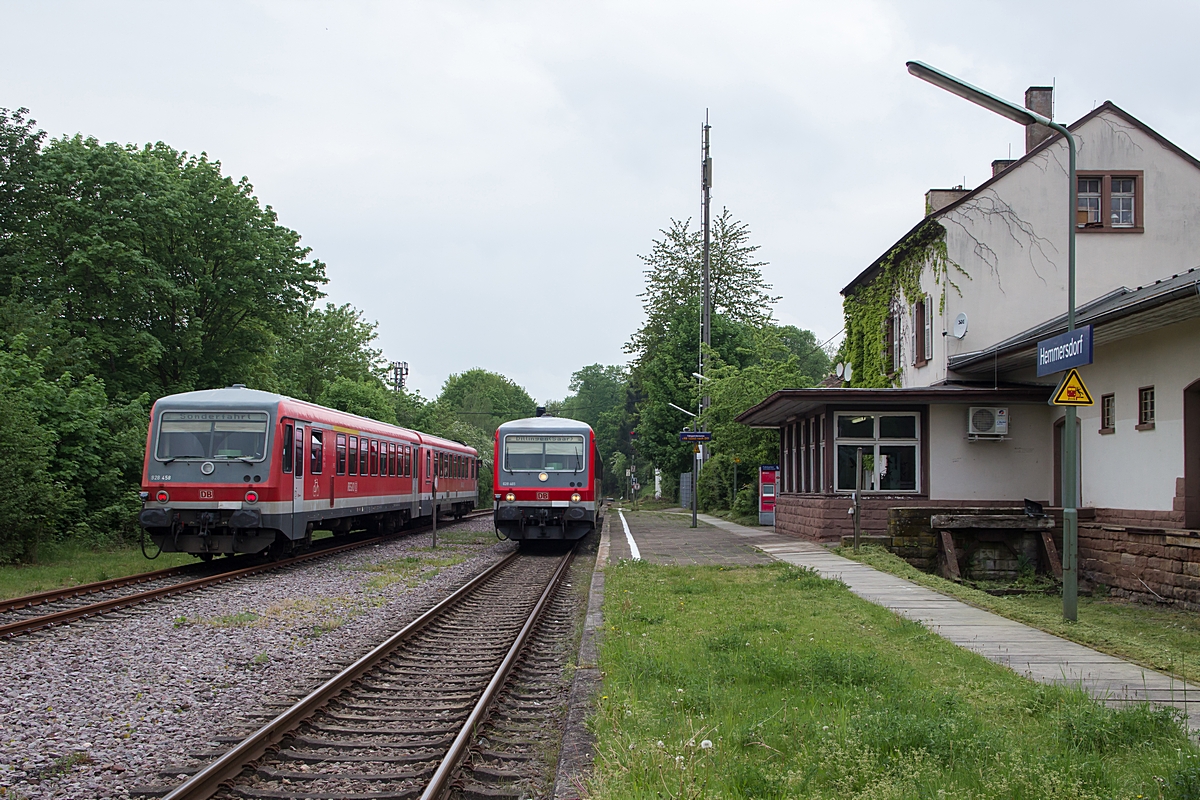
[609,509,774,566]
[615,509,1200,730]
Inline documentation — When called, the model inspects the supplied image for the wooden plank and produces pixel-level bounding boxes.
[931,514,1054,530]
[940,530,961,581]
[1041,531,1063,579]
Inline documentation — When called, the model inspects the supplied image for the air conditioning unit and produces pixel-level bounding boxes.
[968,406,1008,436]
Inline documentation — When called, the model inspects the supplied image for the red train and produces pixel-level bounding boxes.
[493,417,601,541]
[138,386,478,558]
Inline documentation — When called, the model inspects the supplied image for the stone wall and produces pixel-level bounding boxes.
[1079,523,1200,609]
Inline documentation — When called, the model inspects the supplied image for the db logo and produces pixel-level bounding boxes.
[199,489,214,499]
[537,492,549,501]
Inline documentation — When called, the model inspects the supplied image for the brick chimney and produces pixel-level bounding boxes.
[991,159,1016,177]
[925,187,970,215]
[1024,86,1054,153]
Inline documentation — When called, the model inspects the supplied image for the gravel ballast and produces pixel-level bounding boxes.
[0,518,512,799]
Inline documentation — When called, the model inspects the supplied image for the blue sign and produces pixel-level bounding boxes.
[679,431,713,442]
[1037,325,1093,377]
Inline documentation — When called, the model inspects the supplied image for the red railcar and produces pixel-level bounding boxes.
[139,386,477,558]
[492,417,602,541]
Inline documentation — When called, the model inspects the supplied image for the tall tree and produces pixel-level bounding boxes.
[438,368,537,434]
[560,364,632,494]
[10,136,326,400]
[272,302,386,402]
[627,208,779,361]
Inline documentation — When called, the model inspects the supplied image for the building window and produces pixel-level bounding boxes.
[1077,177,1101,226]
[834,413,920,493]
[1076,172,1143,232]
[1137,386,1155,430]
[1099,394,1115,435]
[1111,177,1135,227]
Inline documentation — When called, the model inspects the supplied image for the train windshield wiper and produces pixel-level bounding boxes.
[161,455,204,463]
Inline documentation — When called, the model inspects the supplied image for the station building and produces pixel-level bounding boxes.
[737,89,1200,604]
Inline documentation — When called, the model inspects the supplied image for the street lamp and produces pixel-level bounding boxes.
[907,60,1080,622]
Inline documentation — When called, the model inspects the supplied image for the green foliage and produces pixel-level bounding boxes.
[841,220,965,388]
[3,134,326,400]
[317,376,397,424]
[560,364,632,494]
[438,368,536,434]
[272,303,386,402]
[0,339,146,562]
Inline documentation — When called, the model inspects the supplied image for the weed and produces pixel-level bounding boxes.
[251,653,270,665]
[44,751,92,776]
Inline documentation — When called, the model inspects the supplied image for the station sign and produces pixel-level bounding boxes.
[1037,325,1093,377]
[678,431,713,442]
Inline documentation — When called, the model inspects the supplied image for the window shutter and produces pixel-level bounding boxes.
[923,296,934,362]
[893,314,901,373]
[910,303,918,365]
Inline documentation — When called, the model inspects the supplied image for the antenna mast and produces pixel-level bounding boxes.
[700,112,712,417]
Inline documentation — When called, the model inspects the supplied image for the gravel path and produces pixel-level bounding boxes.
[0,518,512,800]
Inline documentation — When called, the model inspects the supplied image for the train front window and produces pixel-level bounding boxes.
[503,435,585,472]
[156,411,269,461]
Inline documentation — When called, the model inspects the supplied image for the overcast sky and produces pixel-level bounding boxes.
[4,1,1197,401]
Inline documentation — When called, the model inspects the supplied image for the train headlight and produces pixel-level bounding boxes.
[538,472,548,482]
[571,493,581,503]
[155,490,170,504]
[245,490,259,504]
[505,492,516,502]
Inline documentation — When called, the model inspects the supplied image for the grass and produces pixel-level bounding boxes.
[433,526,499,547]
[353,551,467,590]
[840,545,1200,683]
[0,543,195,601]
[591,560,1200,799]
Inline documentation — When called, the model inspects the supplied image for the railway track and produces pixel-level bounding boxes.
[0,510,491,639]
[160,545,575,800]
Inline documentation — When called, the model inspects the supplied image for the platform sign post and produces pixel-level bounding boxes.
[1039,328,1093,623]
[680,432,712,529]
[431,474,438,549]
[759,466,778,526]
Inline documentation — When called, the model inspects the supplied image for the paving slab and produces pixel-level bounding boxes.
[690,513,1200,731]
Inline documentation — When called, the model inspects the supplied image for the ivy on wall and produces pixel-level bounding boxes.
[841,220,967,388]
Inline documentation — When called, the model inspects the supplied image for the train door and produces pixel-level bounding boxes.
[292,423,306,538]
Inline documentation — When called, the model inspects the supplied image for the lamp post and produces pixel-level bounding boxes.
[906,60,1080,621]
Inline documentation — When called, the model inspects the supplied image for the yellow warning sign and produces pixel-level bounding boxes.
[1051,368,1094,406]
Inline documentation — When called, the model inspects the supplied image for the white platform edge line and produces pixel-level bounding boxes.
[617,508,641,561]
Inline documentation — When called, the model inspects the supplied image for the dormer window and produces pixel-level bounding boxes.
[1076,171,1143,232]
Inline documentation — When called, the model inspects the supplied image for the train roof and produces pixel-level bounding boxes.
[497,416,594,434]
[152,386,477,455]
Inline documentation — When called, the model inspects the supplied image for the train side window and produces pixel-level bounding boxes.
[348,436,358,475]
[336,434,347,475]
[283,423,294,473]
[426,450,431,480]
[370,440,379,476]
[294,426,304,478]
[389,442,396,476]
[310,430,323,475]
[405,445,411,477]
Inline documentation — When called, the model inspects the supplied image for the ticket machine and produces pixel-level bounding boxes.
[759,465,778,526]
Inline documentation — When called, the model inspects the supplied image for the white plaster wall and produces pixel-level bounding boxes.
[1058,317,1200,511]
[896,108,1200,389]
[928,403,1053,501]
